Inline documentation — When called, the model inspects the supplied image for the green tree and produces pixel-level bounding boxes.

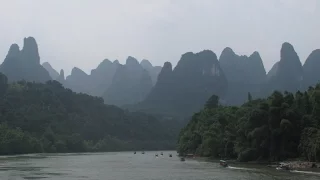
[0,73,8,96]
[178,83,320,162]
[0,73,180,155]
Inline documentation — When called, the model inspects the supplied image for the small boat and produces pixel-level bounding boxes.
[276,163,290,170]
[160,152,163,156]
[134,151,136,154]
[220,160,228,167]
[185,154,194,158]
[169,154,172,157]
[180,157,185,161]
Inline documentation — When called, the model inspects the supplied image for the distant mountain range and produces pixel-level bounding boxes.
[129,50,227,116]
[1,37,320,117]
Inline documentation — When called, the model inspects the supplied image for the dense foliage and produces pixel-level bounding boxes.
[0,73,179,155]
[178,86,320,162]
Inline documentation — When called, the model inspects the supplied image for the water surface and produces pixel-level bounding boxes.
[0,151,319,180]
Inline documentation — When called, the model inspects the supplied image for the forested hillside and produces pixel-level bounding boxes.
[178,85,320,162]
[0,73,179,155]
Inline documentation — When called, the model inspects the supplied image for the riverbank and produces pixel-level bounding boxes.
[231,160,320,169]
[186,156,320,171]
[268,161,320,171]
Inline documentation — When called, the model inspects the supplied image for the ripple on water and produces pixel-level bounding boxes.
[23,176,48,180]
[1,152,319,180]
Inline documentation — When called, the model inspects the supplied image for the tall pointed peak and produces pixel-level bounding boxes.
[162,62,172,72]
[307,49,320,58]
[42,62,59,79]
[155,61,173,84]
[6,44,20,59]
[140,59,153,69]
[249,51,263,63]
[196,50,218,65]
[71,67,87,75]
[303,49,320,86]
[221,47,235,55]
[281,42,295,59]
[281,42,294,51]
[219,47,237,62]
[196,50,216,57]
[97,59,112,68]
[181,52,194,58]
[21,36,40,64]
[101,59,112,64]
[250,51,260,58]
[56,69,65,83]
[303,49,320,68]
[113,60,120,64]
[126,56,139,66]
[59,69,64,77]
[141,59,152,65]
[280,42,301,64]
[249,51,266,75]
[42,62,52,68]
[22,37,38,51]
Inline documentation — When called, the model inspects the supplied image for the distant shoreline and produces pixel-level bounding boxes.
[0,150,177,157]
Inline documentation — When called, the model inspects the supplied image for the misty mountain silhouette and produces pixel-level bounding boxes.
[2,37,320,117]
[303,49,320,89]
[0,37,51,82]
[264,42,303,94]
[140,59,162,85]
[103,56,153,106]
[42,62,59,80]
[129,50,228,116]
[219,47,266,105]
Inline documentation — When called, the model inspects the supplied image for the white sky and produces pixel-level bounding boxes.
[0,0,319,75]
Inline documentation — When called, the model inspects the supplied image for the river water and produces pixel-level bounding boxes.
[0,151,319,180]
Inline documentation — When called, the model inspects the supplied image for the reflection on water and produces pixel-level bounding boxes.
[0,151,319,180]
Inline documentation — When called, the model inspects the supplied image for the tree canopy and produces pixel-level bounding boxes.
[178,85,320,162]
[0,73,179,155]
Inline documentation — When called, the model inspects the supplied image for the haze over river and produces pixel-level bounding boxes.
[0,151,319,180]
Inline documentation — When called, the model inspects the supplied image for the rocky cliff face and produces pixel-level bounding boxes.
[42,62,59,80]
[219,48,266,105]
[135,50,227,116]
[303,49,320,89]
[64,59,119,96]
[0,37,51,82]
[56,69,66,85]
[144,62,174,105]
[89,59,119,96]
[267,61,280,80]
[65,67,91,93]
[140,59,162,85]
[266,42,303,93]
[103,56,153,106]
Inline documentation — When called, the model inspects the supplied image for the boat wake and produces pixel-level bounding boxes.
[291,170,320,176]
[226,166,255,171]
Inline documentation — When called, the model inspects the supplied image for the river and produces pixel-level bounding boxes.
[0,151,319,180]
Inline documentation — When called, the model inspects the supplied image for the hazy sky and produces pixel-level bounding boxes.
[0,0,319,75]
